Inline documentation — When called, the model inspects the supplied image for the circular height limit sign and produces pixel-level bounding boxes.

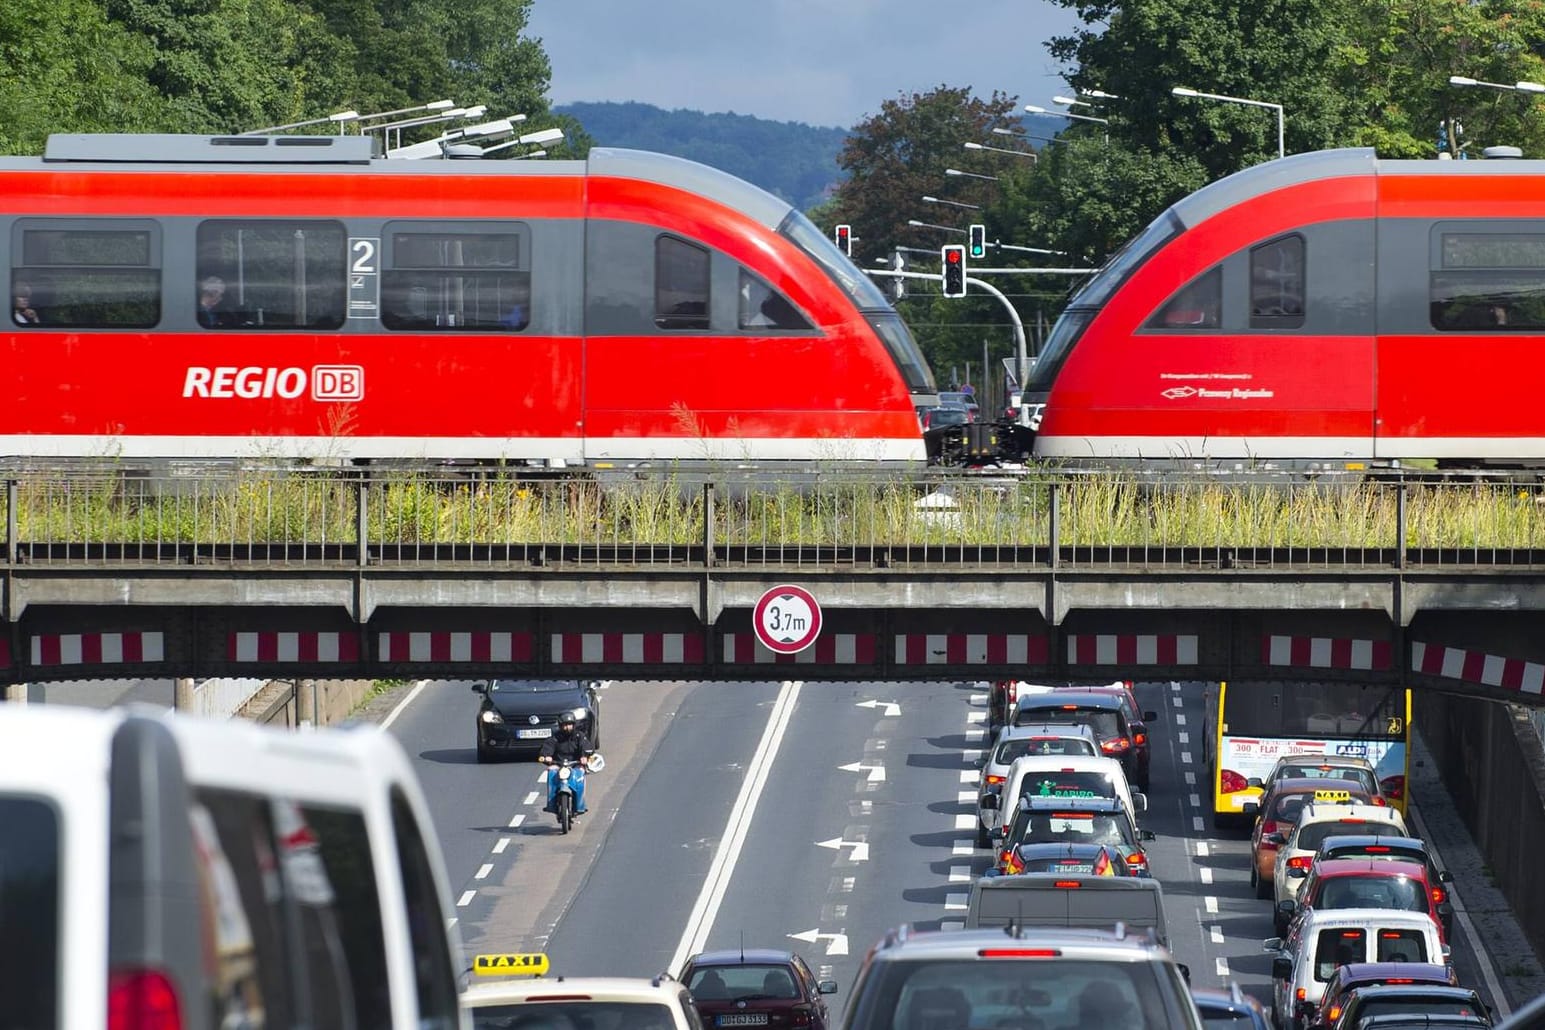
[753,585,823,655]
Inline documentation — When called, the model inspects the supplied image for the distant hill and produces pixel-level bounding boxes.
[556,101,848,214]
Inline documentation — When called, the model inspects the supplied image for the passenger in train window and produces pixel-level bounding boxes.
[197,275,232,328]
[12,282,40,325]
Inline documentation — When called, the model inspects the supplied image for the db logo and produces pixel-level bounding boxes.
[1161,386,1197,400]
[312,366,364,401]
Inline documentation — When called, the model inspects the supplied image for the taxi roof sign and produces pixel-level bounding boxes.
[1313,789,1353,802]
[474,953,550,977]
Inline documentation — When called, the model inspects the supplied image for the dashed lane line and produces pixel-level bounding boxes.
[457,890,476,907]
[493,837,511,854]
[522,791,539,806]
[475,863,493,880]
[508,814,525,829]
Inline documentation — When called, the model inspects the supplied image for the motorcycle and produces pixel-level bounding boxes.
[547,752,604,833]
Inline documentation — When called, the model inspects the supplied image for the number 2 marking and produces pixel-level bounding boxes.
[351,239,377,274]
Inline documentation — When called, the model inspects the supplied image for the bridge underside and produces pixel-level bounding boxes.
[4,602,1544,707]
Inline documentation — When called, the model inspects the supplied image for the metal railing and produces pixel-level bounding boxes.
[4,467,1544,570]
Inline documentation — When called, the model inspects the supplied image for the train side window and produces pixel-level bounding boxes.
[738,269,810,331]
[0,796,59,1030]
[196,220,346,329]
[1430,229,1545,330]
[391,788,460,1030]
[1148,266,1221,329]
[12,220,161,328]
[1250,234,1305,328]
[382,228,529,331]
[656,235,710,330]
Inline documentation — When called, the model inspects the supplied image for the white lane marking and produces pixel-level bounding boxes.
[969,693,988,705]
[1204,896,1219,914]
[1189,793,1202,809]
[508,814,525,829]
[457,890,476,907]
[1180,751,1193,764]
[1178,731,1190,745]
[1200,867,1213,885]
[1176,713,1187,726]
[949,867,972,883]
[855,699,900,716]
[946,893,969,910]
[448,917,458,929]
[1170,682,1182,692]
[1209,925,1224,945]
[941,920,965,931]
[669,680,803,974]
[957,790,977,804]
[967,711,987,724]
[839,877,856,893]
[787,928,849,956]
[1192,816,1205,832]
[954,840,977,856]
[1216,958,1230,978]
[960,769,979,783]
[1184,771,1196,786]
[523,791,539,806]
[1195,842,1210,857]
[493,837,511,854]
[1172,695,1184,707]
[965,730,985,743]
[838,761,886,783]
[963,749,984,761]
[381,678,432,729]
[955,814,977,830]
[1407,798,1512,1018]
[476,863,493,880]
[815,837,870,862]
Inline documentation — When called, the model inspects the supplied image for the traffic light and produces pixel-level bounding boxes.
[969,224,987,259]
[834,223,852,256]
[941,244,967,298]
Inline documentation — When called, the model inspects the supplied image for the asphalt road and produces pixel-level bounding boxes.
[394,679,1519,1017]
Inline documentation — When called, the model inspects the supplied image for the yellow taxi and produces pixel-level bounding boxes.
[462,954,700,1030]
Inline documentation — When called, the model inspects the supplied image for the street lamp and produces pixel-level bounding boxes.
[1172,86,1285,159]
[906,219,966,235]
[962,142,1034,162]
[1052,95,1096,109]
[1026,104,1109,128]
[1081,88,1123,100]
[945,166,1001,181]
[922,195,982,211]
[1449,74,1545,94]
[992,127,1058,145]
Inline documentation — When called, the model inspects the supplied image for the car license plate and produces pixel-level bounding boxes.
[717,1016,769,1027]
[516,728,552,739]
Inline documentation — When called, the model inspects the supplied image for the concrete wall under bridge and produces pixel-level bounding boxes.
[4,606,1545,709]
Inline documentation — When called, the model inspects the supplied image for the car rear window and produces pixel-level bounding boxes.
[1282,765,1377,793]
[1299,821,1407,851]
[1315,929,1368,981]
[688,964,800,1000]
[1013,810,1131,848]
[473,1001,679,1030]
[0,796,59,1030]
[1353,999,1481,1022]
[1017,707,1121,740]
[1375,929,1428,963]
[994,736,1099,763]
[1014,771,1118,803]
[1316,875,1428,913]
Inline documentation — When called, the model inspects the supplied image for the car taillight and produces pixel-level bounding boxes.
[1007,683,1018,704]
[984,775,1005,786]
[1432,887,1447,904]
[1054,880,1082,889]
[1101,737,1131,753]
[1133,732,1147,747]
[1296,988,1307,1001]
[109,970,181,1030]
[1364,845,1391,853]
[1125,853,1145,868]
[1287,856,1312,871]
[1371,797,1388,806]
[1259,820,1280,849]
[792,1010,813,1027]
[1328,1006,1343,1020]
[980,948,1062,958]
[1380,775,1406,801]
[1220,769,1249,794]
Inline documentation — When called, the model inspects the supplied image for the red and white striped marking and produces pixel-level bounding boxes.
[378,632,535,663]
[30,632,165,666]
[723,633,875,665]
[552,633,705,664]
[1264,635,1392,670]
[1412,642,1545,695]
[893,634,1049,665]
[229,632,359,663]
[0,637,9,669]
[1066,634,1198,665]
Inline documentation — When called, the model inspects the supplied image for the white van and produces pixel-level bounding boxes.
[1264,908,1448,1030]
[0,704,465,1030]
[984,754,1147,837]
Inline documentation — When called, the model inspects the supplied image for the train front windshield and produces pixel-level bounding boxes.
[1025,212,1183,393]
[781,211,938,398]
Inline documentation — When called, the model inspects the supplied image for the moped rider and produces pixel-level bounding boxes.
[538,715,590,817]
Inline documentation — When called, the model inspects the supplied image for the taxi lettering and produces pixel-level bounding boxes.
[473,953,550,976]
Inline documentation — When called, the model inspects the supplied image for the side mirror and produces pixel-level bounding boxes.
[1272,958,1294,981]
[1288,866,1308,879]
[981,793,998,811]
[586,752,606,773]
[1133,792,1148,814]
[1262,938,1283,952]
[818,981,838,995]
[1140,829,1157,841]
[470,681,488,694]
[1143,709,1158,721]
[1247,777,1263,788]
[1242,802,1260,817]
[1276,899,1297,918]
[1264,832,1286,846]
[1442,944,1452,960]
[1439,870,1454,883]
[990,826,1005,841]
[973,756,986,768]
[1176,963,1190,984]
[1436,902,1453,918]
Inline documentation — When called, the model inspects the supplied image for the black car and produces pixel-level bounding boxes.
[473,679,600,762]
[679,947,837,1030]
[1331,985,1492,1030]
[1012,691,1147,788]
[1192,982,1274,1030]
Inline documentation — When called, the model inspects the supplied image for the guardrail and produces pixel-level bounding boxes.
[3,467,1544,569]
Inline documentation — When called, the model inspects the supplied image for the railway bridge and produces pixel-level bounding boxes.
[4,467,1545,705]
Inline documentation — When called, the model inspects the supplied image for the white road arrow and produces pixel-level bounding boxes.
[838,761,886,783]
[855,699,901,717]
[815,836,870,862]
[788,928,850,956]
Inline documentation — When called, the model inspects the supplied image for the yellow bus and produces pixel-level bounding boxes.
[1204,681,1412,827]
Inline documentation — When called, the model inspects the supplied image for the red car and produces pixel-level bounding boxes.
[1278,858,1454,944]
[679,948,837,1030]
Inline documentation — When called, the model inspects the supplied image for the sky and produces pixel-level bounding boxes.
[523,0,1087,129]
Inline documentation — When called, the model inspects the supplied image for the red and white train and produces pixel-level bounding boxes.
[1,133,937,466]
[1025,147,1545,467]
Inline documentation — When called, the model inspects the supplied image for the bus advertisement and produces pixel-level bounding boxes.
[1204,681,1412,826]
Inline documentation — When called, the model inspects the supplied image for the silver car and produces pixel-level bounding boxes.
[975,723,1100,847]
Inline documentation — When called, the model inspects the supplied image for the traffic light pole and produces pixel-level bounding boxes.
[963,276,1030,392]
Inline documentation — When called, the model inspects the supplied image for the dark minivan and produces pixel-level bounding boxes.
[473,679,601,761]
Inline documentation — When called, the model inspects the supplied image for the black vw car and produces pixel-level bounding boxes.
[473,679,601,762]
